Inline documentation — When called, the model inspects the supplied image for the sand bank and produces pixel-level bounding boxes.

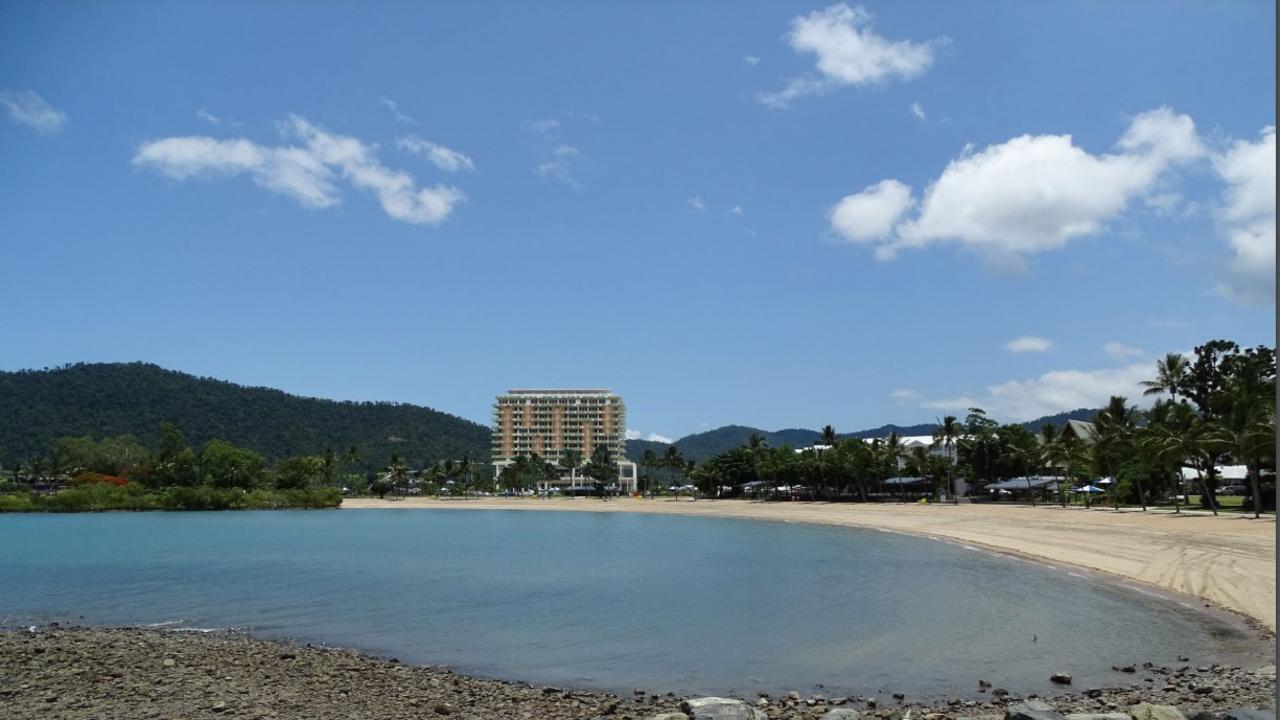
[343,497,1276,631]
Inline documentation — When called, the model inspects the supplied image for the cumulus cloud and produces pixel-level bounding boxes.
[727,205,744,217]
[195,108,221,125]
[828,179,913,243]
[1103,341,1144,361]
[910,101,926,121]
[626,429,675,444]
[688,196,706,212]
[0,89,67,134]
[744,55,761,67]
[912,360,1159,421]
[133,115,466,225]
[830,107,1206,266]
[759,4,942,108]
[1005,336,1053,353]
[1212,125,1275,305]
[397,135,476,173]
[888,389,922,404]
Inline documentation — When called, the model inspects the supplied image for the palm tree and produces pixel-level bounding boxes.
[1093,396,1138,510]
[1207,388,1275,519]
[559,448,583,487]
[640,449,657,495]
[386,454,409,499]
[882,432,903,502]
[663,446,685,496]
[933,415,961,504]
[820,425,838,447]
[1141,352,1190,403]
[1007,430,1042,506]
[1146,402,1217,515]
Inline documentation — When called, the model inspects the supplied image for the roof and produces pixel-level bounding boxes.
[1181,465,1248,481]
[986,476,1066,491]
[884,476,931,485]
[1061,419,1098,444]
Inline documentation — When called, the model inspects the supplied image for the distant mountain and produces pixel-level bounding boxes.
[625,408,1104,461]
[0,363,491,471]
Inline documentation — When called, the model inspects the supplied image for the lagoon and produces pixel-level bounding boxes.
[0,509,1259,699]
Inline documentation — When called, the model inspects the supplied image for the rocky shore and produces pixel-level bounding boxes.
[0,627,1273,720]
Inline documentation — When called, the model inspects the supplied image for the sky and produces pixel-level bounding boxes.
[1,1,1275,442]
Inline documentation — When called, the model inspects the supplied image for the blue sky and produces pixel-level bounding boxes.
[1,1,1275,441]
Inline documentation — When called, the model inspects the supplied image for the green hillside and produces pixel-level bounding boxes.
[0,363,490,471]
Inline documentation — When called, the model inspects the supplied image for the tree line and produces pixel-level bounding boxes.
[679,340,1276,516]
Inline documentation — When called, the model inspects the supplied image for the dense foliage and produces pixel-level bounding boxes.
[0,362,490,471]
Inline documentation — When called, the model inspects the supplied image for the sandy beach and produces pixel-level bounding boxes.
[343,497,1277,632]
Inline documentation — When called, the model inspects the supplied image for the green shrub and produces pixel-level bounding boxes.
[0,493,36,512]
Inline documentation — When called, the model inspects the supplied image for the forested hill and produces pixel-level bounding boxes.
[625,409,1103,461]
[0,363,491,470]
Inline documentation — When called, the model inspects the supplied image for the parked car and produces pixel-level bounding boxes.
[1220,484,1248,496]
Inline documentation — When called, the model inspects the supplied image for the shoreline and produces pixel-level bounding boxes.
[2,626,1274,719]
[341,497,1278,633]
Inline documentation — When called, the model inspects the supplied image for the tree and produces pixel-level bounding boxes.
[1207,385,1276,518]
[386,454,410,498]
[276,455,324,490]
[1141,352,1191,403]
[932,415,961,504]
[640,449,657,494]
[819,425,838,447]
[1093,396,1138,510]
[880,432,903,502]
[1144,402,1216,515]
[201,439,265,490]
[584,444,615,499]
[559,448,583,486]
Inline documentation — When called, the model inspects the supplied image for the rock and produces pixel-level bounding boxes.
[211,700,228,713]
[1219,711,1278,720]
[680,697,769,720]
[162,658,175,667]
[1127,705,1187,720]
[1191,685,1214,695]
[1067,715,1130,720]
[1005,700,1067,720]
[1050,673,1072,685]
[824,711,863,720]
[650,714,691,720]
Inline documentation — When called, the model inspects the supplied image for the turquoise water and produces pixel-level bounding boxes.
[0,509,1259,698]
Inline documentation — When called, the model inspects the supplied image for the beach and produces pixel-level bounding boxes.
[342,497,1278,633]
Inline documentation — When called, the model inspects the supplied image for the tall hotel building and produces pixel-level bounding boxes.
[491,389,637,492]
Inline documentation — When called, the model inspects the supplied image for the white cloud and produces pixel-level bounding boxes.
[0,90,68,135]
[1103,341,1144,361]
[688,196,706,212]
[832,107,1205,266]
[910,101,926,121]
[759,4,941,108]
[888,389,922,404]
[914,360,1159,422]
[1212,125,1275,305]
[744,55,761,66]
[727,205,744,217]
[523,118,560,134]
[534,145,580,184]
[195,108,221,125]
[1005,336,1053,353]
[133,115,465,225]
[397,135,476,173]
[626,429,675,444]
[829,179,913,243]
[379,96,414,124]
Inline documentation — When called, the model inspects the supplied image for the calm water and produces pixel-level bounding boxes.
[0,509,1260,698]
